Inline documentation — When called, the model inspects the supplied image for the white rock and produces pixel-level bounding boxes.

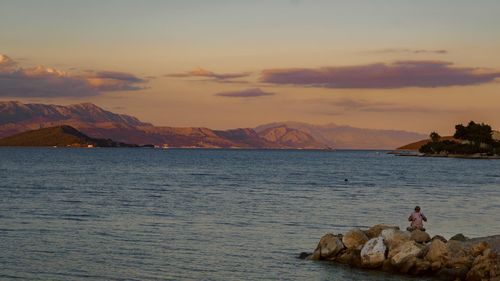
[360,237,387,268]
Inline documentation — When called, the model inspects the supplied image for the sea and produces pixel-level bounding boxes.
[0,148,499,281]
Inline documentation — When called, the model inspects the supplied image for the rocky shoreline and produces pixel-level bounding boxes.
[301,225,500,281]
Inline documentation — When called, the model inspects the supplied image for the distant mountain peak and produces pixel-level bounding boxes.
[256,121,427,149]
[257,125,328,149]
[0,101,151,128]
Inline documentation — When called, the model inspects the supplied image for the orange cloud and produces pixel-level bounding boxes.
[0,54,17,70]
[0,53,147,97]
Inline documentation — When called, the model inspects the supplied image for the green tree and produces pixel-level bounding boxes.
[430,131,441,142]
[453,121,493,146]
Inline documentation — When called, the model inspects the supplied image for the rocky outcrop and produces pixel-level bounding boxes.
[303,225,500,281]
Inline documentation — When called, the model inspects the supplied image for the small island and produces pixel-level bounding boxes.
[397,121,500,159]
[0,125,138,148]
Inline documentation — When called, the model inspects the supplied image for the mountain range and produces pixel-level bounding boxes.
[0,101,426,149]
[255,121,426,149]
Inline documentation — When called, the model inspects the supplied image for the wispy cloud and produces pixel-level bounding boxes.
[215,88,275,98]
[84,71,147,91]
[369,48,448,54]
[330,98,451,113]
[303,97,461,116]
[0,53,147,97]
[260,61,500,89]
[167,67,250,81]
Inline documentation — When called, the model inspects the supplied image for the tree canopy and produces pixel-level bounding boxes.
[419,121,499,155]
[453,121,493,146]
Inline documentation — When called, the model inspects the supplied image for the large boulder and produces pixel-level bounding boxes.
[390,241,423,267]
[411,258,431,275]
[410,229,431,243]
[435,266,469,281]
[364,224,399,239]
[469,241,489,257]
[311,233,344,260]
[342,228,369,250]
[466,248,500,281]
[382,229,411,257]
[446,240,473,268]
[360,237,387,268]
[425,239,449,265]
[450,233,469,242]
[336,248,362,267]
[431,235,448,243]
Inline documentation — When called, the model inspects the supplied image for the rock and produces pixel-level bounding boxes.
[311,233,344,260]
[360,237,387,268]
[431,235,448,243]
[446,240,473,268]
[298,252,312,259]
[431,260,442,271]
[410,229,431,243]
[390,241,422,266]
[469,241,489,257]
[450,233,469,242]
[342,228,369,250]
[435,266,469,281]
[382,259,396,272]
[411,258,431,275]
[466,249,500,281]
[336,248,362,267]
[425,239,449,264]
[382,229,412,257]
[398,256,418,274]
[364,224,399,239]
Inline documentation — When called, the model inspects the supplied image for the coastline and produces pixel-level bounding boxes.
[390,151,500,159]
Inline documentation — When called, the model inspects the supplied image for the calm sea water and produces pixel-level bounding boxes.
[0,148,499,280]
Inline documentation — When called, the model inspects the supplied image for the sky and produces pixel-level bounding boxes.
[1,0,500,134]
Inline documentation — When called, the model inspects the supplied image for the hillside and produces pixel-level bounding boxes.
[0,101,430,149]
[0,125,136,147]
[255,121,427,149]
[397,136,457,150]
[398,131,500,151]
[0,101,326,149]
[257,126,329,149]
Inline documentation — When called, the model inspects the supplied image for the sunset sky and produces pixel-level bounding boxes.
[1,0,500,134]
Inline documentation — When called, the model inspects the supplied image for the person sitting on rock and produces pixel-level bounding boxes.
[407,206,427,231]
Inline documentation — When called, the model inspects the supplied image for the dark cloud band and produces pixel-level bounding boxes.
[215,88,274,98]
[260,61,500,89]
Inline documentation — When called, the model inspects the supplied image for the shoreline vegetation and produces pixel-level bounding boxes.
[301,225,500,281]
[394,121,500,159]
